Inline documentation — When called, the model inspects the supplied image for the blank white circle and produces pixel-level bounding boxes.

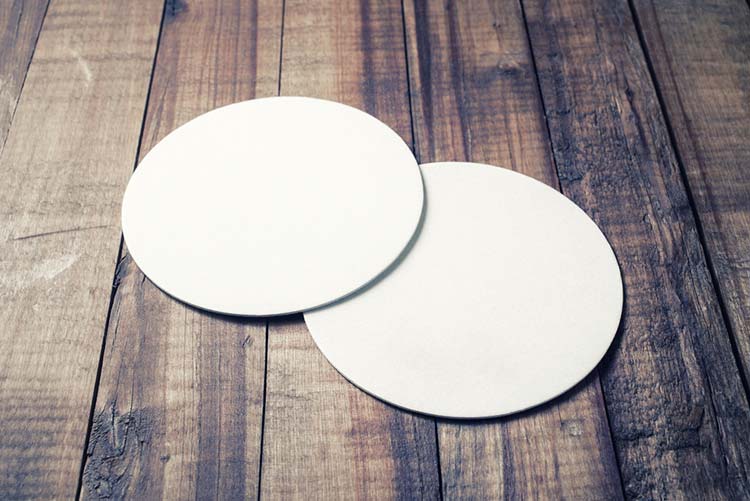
[304,162,623,418]
[122,97,424,316]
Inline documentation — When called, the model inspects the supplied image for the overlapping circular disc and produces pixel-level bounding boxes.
[304,162,623,418]
[122,97,424,316]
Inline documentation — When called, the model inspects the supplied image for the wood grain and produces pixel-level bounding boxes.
[403,0,622,498]
[0,0,162,498]
[631,0,750,387]
[259,1,440,498]
[0,0,48,155]
[3,0,747,498]
[523,0,750,498]
[81,0,282,498]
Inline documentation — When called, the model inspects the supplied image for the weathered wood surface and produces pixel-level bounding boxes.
[81,0,282,498]
[631,0,750,388]
[403,0,622,498]
[524,0,750,498]
[258,1,440,499]
[0,0,48,155]
[2,0,750,498]
[0,0,163,497]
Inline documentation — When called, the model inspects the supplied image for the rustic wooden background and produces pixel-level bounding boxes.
[1,0,749,499]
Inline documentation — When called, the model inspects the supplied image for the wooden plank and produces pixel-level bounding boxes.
[81,0,283,498]
[631,0,750,387]
[259,1,441,498]
[0,0,162,498]
[403,0,622,498]
[523,0,750,498]
[0,0,48,154]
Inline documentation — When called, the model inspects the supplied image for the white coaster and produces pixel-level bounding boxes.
[122,97,423,316]
[304,162,622,418]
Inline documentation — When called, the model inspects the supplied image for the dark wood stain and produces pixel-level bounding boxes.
[631,0,750,393]
[411,0,435,161]
[523,0,750,498]
[248,0,259,101]
[443,1,471,160]
[387,411,441,500]
[164,0,187,23]
[84,404,159,499]
[358,0,377,116]
[499,424,517,500]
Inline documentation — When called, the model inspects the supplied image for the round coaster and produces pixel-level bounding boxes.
[122,97,423,316]
[304,162,622,418]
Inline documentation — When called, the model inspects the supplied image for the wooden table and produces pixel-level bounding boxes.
[1,0,749,499]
